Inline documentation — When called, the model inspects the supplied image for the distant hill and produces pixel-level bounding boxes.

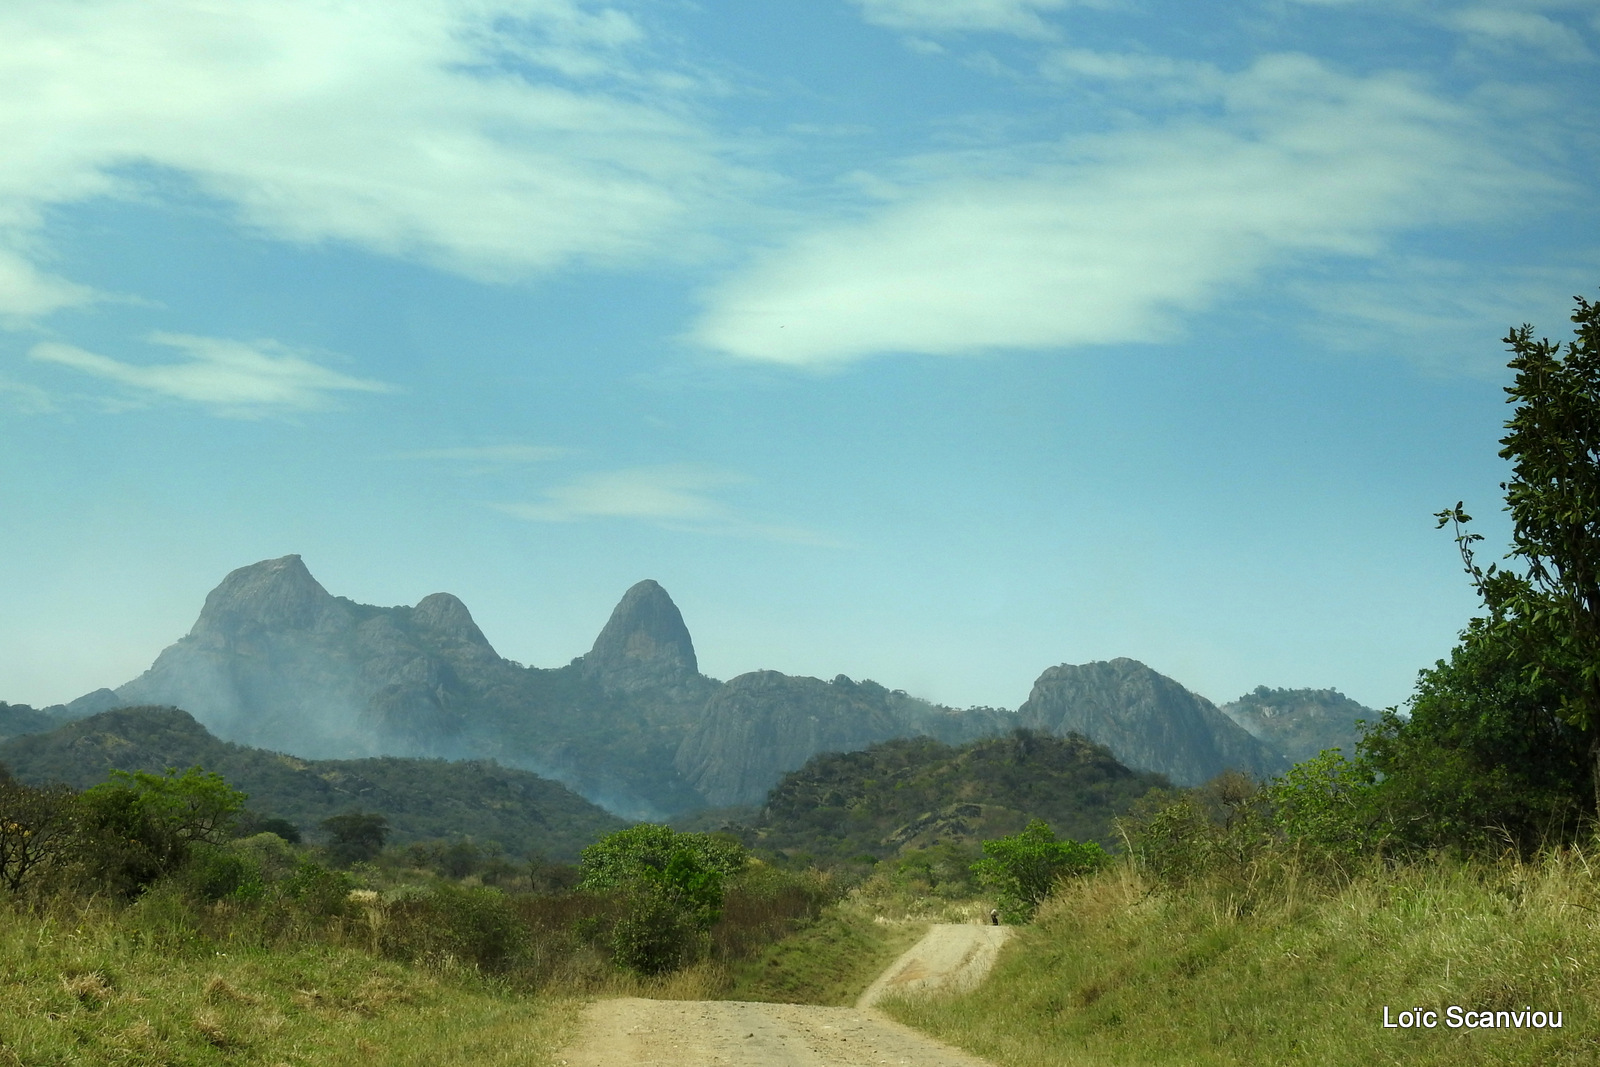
[0,701,62,742]
[1219,686,1376,764]
[0,706,624,861]
[725,730,1169,867]
[31,554,1344,817]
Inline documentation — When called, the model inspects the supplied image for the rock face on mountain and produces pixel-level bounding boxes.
[676,673,911,807]
[1220,686,1374,764]
[579,579,700,693]
[114,555,500,758]
[1017,658,1288,785]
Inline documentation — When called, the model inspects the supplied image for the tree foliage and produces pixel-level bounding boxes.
[76,766,246,895]
[577,824,748,974]
[0,773,78,894]
[971,818,1107,923]
[320,811,390,867]
[1378,292,1600,842]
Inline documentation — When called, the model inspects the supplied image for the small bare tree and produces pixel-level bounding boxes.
[0,776,78,894]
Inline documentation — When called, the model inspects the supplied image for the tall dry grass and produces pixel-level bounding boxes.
[884,848,1600,1066]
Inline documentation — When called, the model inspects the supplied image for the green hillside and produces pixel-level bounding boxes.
[0,706,624,860]
[731,729,1168,868]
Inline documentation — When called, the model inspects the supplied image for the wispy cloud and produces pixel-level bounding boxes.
[692,53,1560,366]
[850,0,1080,38]
[28,332,394,416]
[398,445,571,464]
[493,464,840,545]
[0,0,745,317]
[1288,257,1600,374]
[0,249,96,319]
[0,374,56,414]
[1450,6,1594,62]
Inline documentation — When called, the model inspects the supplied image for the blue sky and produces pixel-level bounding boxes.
[2,0,1597,714]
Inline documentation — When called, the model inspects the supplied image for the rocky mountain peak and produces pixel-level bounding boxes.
[411,592,494,651]
[1017,657,1286,785]
[190,554,339,638]
[581,579,698,692]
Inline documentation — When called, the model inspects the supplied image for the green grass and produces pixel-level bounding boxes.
[883,852,1600,1066]
[726,895,928,1006]
[0,892,579,1066]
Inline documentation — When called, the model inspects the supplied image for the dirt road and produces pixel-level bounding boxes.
[557,924,1010,1067]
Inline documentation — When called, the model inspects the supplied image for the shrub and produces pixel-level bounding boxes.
[382,883,530,974]
[972,819,1108,922]
[183,843,266,903]
[577,824,749,975]
[76,767,246,897]
[280,858,354,918]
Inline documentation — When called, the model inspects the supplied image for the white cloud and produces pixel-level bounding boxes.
[496,464,746,522]
[693,53,1559,366]
[0,250,96,319]
[0,0,740,311]
[850,0,1078,37]
[494,464,840,544]
[1450,7,1594,62]
[28,333,394,415]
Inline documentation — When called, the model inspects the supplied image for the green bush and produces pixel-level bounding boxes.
[76,766,246,897]
[280,858,354,917]
[182,842,266,902]
[609,884,702,975]
[972,819,1107,922]
[577,824,749,975]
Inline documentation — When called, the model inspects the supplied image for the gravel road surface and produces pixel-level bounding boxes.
[557,923,1010,1067]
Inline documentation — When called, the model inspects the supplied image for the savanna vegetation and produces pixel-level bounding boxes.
[0,758,848,1064]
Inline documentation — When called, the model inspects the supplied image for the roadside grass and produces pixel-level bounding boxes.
[883,851,1600,1066]
[0,892,580,1067]
[725,875,948,1006]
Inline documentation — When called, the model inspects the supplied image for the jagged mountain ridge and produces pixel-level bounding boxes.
[48,554,1318,815]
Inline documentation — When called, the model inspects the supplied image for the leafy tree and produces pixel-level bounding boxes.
[578,823,747,891]
[77,766,246,895]
[971,819,1107,923]
[320,811,389,866]
[1265,750,1384,863]
[578,824,748,974]
[1496,294,1600,810]
[1411,292,1600,828]
[1361,616,1587,852]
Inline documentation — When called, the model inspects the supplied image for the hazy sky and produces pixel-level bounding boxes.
[3,0,1597,713]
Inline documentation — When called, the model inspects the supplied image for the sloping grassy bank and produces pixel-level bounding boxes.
[0,892,580,1067]
[884,853,1600,1066]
